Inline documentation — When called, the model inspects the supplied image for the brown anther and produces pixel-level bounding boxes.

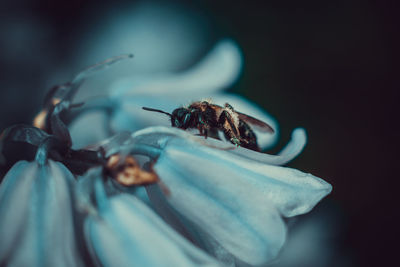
[51,98,61,106]
[106,154,159,186]
[32,98,62,130]
[33,110,48,130]
[106,154,121,169]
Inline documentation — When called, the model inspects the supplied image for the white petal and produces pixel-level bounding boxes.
[201,127,306,165]
[132,126,305,166]
[152,152,286,265]
[110,39,242,96]
[79,1,210,74]
[0,161,35,261]
[145,184,205,247]
[276,128,307,163]
[85,177,219,267]
[131,126,192,148]
[157,135,331,216]
[0,160,84,266]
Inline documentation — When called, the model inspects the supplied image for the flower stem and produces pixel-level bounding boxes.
[34,137,59,165]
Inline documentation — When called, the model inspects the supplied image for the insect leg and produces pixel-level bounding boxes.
[197,111,212,139]
[203,128,208,139]
[218,110,241,146]
[183,113,192,127]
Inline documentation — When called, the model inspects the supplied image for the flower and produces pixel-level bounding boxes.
[0,159,85,266]
[102,126,332,265]
[77,171,220,267]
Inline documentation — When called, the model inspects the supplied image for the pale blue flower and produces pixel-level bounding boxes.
[78,171,220,267]
[103,126,332,266]
[0,159,85,266]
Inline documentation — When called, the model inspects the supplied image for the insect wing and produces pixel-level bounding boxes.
[237,112,275,133]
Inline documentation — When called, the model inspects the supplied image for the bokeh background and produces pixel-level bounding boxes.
[0,0,397,266]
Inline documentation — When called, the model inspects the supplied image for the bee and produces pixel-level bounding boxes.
[142,101,274,151]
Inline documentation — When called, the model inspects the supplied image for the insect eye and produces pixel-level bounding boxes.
[174,118,181,126]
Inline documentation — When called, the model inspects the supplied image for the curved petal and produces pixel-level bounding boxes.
[131,126,305,166]
[200,127,307,165]
[0,161,35,262]
[151,151,286,265]
[0,160,84,266]
[110,39,242,96]
[84,176,220,267]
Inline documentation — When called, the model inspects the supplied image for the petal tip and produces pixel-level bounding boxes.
[292,127,307,146]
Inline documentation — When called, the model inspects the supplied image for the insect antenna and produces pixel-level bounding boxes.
[142,107,172,117]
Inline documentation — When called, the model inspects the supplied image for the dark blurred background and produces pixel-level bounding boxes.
[0,0,398,266]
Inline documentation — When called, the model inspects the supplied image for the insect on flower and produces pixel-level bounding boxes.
[143,100,274,151]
